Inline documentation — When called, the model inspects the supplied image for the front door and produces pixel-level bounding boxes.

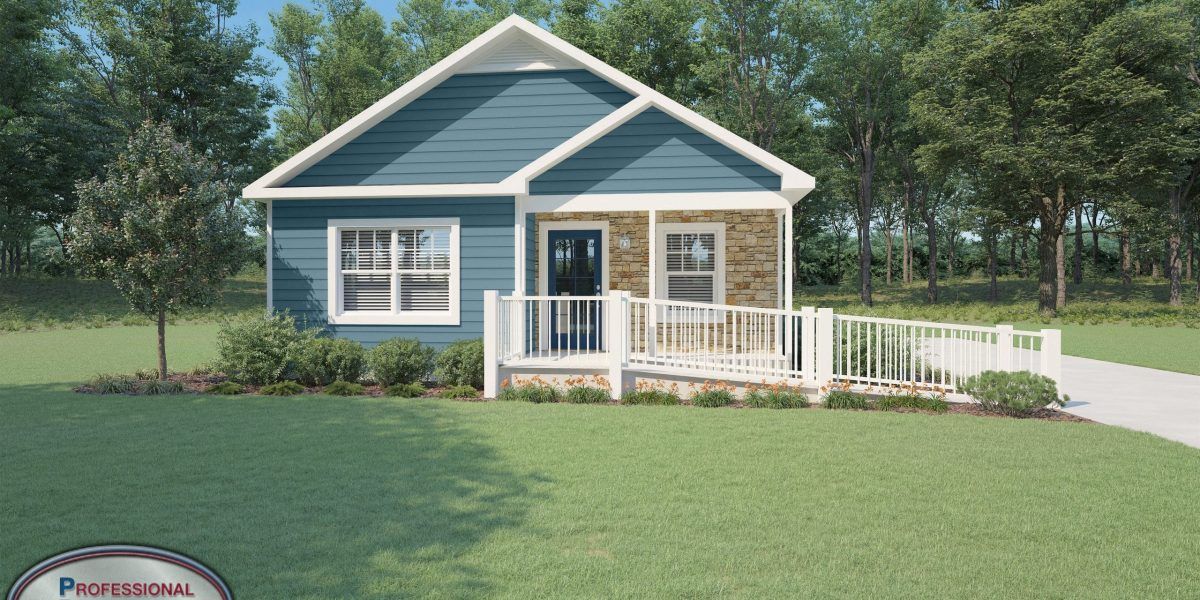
[548,229,602,350]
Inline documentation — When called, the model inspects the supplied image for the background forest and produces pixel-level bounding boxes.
[2,0,1199,319]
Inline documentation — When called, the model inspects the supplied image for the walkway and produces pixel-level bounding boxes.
[1059,356,1200,449]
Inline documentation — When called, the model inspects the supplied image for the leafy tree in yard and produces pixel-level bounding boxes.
[70,123,248,380]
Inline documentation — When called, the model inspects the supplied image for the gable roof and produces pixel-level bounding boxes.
[244,15,815,202]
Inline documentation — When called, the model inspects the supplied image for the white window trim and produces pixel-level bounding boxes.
[326,218,461,325]
[537,220,609,297]
[655,222,725,304]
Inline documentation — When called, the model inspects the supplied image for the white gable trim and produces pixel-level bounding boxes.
[243,15,814,202]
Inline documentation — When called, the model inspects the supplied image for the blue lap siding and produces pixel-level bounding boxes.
[282,70,632,187]
[529,108,781,194]
[270,197,516,348]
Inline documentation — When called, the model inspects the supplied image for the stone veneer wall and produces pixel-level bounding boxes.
[535,210,778,308]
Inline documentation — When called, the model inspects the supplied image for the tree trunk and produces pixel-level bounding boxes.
[925,211,938,304]
[1019,230,1030,278]
[1073,203,1083,284]
[987,229,998,303]
[884,228,894,286]
[1120,229,1132,285]
[1055,227,1067,310]
[946,233,956,281]
[1086,203,1099,267]
[157,309,168,380]
[857,147,875,306]
[1168,189,1183,306]
[1038,226,1058,315]
[1008,232,1017,276]
[901,183,913,285]
[1187,229,1194,282]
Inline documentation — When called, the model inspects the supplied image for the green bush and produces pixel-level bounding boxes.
[205,381,244,395]
[88,373,136,394]
[960,370,1063,416]
[565,385,610,404]
[295,337,366,386]
[384,382,426,398]
[434,338,484,388]
[368,338,436,386]
[690,385,735,408]
[260,381,305,396]
[744,386,810,409]
[215,313,315,385]
[824,390,870,410]
[323,380,365,396]
[875,392,949,413]
[134,367,160,380]
[621,383,681,406]
[138,379,185,395]
[439,384,479,399]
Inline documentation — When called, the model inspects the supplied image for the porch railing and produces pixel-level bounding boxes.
[483,290,1061,399]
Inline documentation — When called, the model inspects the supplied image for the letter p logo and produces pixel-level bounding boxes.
[59,577,75,596]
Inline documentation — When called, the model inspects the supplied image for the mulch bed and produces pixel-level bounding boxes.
[74,372,477,400]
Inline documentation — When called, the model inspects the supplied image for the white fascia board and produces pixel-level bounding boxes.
[506,18,817,193]
[246,182,522,200]
[520,191,796,213]
[242,16,533,196]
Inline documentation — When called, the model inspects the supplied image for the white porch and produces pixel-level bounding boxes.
[483,291,1064,400]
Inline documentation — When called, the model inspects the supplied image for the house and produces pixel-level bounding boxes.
[244,15,815,357]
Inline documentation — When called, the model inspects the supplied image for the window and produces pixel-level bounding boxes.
[327,218,460,325]
[656,222,725,304]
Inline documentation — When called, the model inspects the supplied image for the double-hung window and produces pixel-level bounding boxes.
[327,218,460,325]
[655,222,725,304]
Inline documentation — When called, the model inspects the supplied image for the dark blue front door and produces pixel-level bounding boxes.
[548,229,602,350]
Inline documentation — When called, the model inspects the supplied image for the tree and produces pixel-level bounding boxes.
[70,123,248,379]
[61,0,275,195]
[806,0,943,306]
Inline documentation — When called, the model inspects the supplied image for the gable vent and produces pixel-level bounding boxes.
[460,38,574,73]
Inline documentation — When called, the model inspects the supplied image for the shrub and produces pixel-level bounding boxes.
[134,367,160,380]
[621,381,681,406]
[960,370,1063,416]
[88,373,136,394]
[368,338,436,386]
[138,379,185,395]
[744,383,809,409]
[295,337,366,386]
[439,384,480,399]
[435,338,484,388]
[215,313,315,385]
[323,381,365,396]
[563,375,611,404]
[824,390,870,410]
[689,381,735,407]
[260,381,305,396]
[205,381,244,395]
[498,376,560,403]
[385,382,426,398]
[875,392,949,413]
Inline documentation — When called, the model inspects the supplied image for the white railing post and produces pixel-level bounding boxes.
[483,290,500,398]
[800,306,815,382]
[607,290,627,400]
[996,324,1013,372]
[816,308,834,387]
[1040,328,1062,386]
[510,292,525,360]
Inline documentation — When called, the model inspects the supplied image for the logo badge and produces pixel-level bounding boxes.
[7,545,231,600]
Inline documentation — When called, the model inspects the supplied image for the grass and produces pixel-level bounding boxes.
[0,266,266,331]
[2,325,1199,597]
[799,277,1200,375]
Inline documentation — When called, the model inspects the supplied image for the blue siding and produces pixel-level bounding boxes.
[271,197,516,348]
[283,71,632,187]
[529,108,781,194]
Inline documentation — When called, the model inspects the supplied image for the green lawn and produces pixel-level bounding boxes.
[2,325,1199,598]
[0,267,265,331]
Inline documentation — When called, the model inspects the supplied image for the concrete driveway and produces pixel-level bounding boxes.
[1059,356,1200,449]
